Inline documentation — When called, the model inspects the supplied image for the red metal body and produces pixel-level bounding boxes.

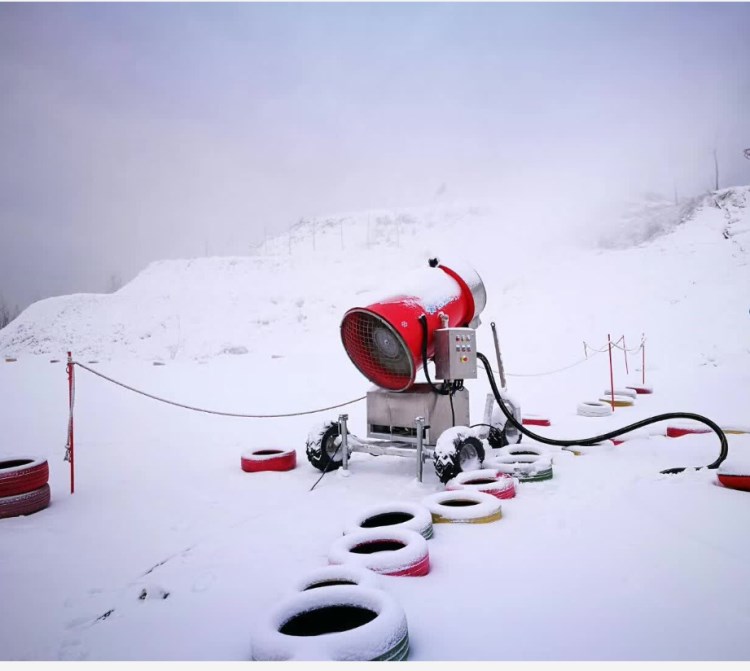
[340,263,483,391]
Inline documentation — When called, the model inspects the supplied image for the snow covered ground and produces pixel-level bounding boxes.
[1,188,749,661]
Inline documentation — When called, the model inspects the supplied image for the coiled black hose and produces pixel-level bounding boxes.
[476,352,728,474]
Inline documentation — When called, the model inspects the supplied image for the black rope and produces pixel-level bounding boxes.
[477,352,728,474]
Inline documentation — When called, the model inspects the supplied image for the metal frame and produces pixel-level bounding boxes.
[337,413,433,482]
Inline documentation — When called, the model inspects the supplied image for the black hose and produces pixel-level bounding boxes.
[477,352,728,474]
[419,315,450,396]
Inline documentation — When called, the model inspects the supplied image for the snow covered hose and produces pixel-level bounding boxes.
[476,352,728,475]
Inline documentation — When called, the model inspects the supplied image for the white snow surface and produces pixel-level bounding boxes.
[1,190,750,660]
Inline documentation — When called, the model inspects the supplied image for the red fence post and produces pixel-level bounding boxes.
[607,334,615,409]
[67,351,75,494]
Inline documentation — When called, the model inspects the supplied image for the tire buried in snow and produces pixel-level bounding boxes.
[251,585,409,661]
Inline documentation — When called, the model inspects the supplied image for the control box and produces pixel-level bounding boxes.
[433,327,477,381]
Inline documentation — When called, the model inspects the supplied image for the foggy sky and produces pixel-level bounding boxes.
[1,2,749,310]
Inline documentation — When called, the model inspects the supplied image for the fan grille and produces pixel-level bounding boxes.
[341,310,413,391]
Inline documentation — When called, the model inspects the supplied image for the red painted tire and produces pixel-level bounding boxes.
[626,385,653,394]
[328,528,430,577]
[666,426,711,438]
[0,483,51,519]
[0,457,49,497]
[241,449,297,473]
[522,417,551,427]
[446,469,516,500]
[717,474,750,492]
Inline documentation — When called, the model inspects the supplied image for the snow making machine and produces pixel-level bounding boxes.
[305,258,522,483]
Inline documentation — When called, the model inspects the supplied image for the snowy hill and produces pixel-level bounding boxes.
[1,189,748,369]
[1,188,749,661]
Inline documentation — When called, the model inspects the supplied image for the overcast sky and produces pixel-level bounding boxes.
[1,2,749,310]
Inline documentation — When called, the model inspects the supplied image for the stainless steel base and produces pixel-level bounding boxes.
[365,383,469,446]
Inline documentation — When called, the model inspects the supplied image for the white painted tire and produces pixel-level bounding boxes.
[251,585,409,660]
[328,528,430,577]
[577,401,613,417]
[291,565,382,593]
[343,501,434,540]
[422,490,502,524]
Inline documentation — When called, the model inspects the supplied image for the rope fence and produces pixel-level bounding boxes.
[71,360,367,419]
[63,331,647,493]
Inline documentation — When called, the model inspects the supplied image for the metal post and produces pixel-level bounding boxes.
[415,416,425,482]
[490,322,507,389]
[66,351,75,494]
[607,334,615,409]
[339,414,349,472]
[623,335,629,375]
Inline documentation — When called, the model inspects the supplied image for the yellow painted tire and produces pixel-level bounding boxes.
[598,395,635,408]
[422,490,502,524]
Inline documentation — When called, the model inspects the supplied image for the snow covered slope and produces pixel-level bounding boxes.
[0,188,749,661]
[1,190,748,369]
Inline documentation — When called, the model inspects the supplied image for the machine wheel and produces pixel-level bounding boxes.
[306,421,347,473]
[489,407,523,448]
[434,429,485,484]
[502,419,524,445]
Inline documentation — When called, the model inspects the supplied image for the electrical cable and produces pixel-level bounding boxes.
[309,441,342,492]
[476,352,728,475]
[418,315,449,396]
[448,389,456,427]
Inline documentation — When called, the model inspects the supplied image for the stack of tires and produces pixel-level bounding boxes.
[0,457,51,520]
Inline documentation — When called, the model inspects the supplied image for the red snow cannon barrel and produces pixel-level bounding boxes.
[340,260,486,392]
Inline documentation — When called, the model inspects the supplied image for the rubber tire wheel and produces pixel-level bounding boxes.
[0,483,51,519]
[434,435,485,484]
[487,421,523,450]
[0,458,49,498]
[487,425,508,450]
[306,421,346,473]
